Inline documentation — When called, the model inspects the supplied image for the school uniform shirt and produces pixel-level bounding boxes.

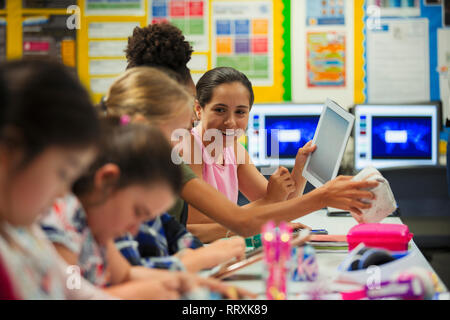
[115,213,203,271]
[191,125,239,204]
[0,223,65,299]
[40,194,109,288]
[0,222,114,300]
[167,162,197,225]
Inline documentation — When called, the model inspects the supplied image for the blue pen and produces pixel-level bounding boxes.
[310,229,328,235]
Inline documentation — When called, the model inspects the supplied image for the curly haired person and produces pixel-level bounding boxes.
[125,21,196,96]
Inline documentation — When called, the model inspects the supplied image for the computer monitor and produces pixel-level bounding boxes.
[353,104,439,170]
[248,104,323,167]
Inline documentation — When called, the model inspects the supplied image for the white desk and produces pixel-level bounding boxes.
[225,210,448,299]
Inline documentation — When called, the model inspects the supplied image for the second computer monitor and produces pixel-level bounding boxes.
[354,104,439,170]
[248,104,323,167]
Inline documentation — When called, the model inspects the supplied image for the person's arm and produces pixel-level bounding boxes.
[182,176,378,237]
[52,243,79,265]
[235,143,268,201]
[187,223,229,243]
[54,251,118,300]
[178,237,246,273]
[106,239,183,284]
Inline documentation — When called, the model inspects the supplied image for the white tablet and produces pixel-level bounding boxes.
[302,99,354,188]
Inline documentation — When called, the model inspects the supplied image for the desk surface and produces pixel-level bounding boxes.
[224,210,448,299]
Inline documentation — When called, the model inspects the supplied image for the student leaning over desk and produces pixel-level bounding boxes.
[105,65,379,244]
[40,118,248,299]
[0,59,113,299]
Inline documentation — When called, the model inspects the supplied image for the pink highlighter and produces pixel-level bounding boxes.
[262,221,292,300]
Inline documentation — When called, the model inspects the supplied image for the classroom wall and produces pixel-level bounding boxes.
[1,0,448,136]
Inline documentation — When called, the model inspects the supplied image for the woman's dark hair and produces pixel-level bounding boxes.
[72,118,182,197]
[0,59,100,165]
[196,67,254,108]
[125,22,193,85]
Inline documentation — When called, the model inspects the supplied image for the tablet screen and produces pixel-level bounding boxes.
[305,106,351,185]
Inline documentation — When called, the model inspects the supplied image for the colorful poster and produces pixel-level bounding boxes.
[149,0,209,52]
[306,0,346,26]
[84,0,145,16]
[306,32,345,87]
[212,0,273,86]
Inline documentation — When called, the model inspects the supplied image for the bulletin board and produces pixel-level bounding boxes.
[77,0,288,103]
[1,0,289,104]
[291,0,356,109]
[3,0,78,65]
[291,0,448,119]
[361,0,448,123]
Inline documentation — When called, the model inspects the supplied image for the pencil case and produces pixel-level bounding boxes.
[351,166,397,223]
[347,223,413,251]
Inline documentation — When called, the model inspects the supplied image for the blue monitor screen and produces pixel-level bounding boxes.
[371,116,433,159]
[265,116,319,158]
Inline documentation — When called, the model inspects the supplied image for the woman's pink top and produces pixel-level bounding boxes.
[191,125,239,203]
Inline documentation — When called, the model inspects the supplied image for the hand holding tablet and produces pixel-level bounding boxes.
[302,99,355,188]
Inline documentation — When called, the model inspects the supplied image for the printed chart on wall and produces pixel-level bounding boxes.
[306,0,346,26]
[306,32,346,87]
[84,0,145,16]
[212,0,273,87]
[366,18,430,103]
[149,0,209,52]
[87,21,139,94]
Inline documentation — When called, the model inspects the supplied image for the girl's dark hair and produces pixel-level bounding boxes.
[0,59,100,164]
[125,22,193,85]
[196,67,254,108]
[72,118,182,197]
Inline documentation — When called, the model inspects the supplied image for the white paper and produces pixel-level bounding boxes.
[367,18,430,103]
[88,22,140,39]
[89,59,127,75]
[88,40,127,57]
[84,0,145,16]
[211,0,273,86]
[187,54,208,71]
[90,77,117,94]
[191,72,204,85]
[438,28,450,124]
